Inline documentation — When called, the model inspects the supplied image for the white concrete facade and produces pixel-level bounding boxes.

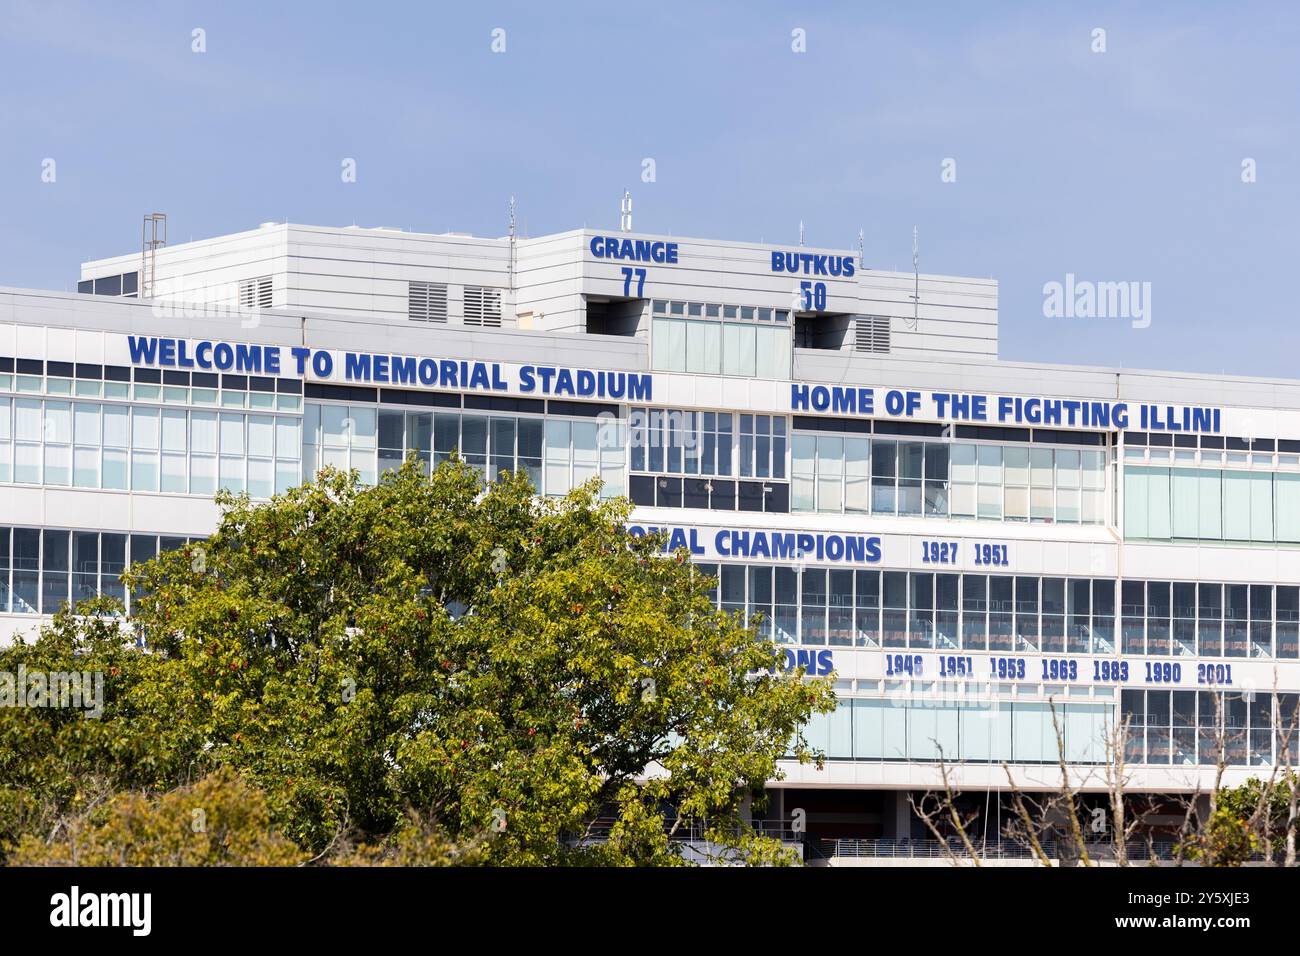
[0,221,1294,826]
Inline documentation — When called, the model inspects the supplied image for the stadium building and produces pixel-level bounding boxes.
[3,218,1298,860]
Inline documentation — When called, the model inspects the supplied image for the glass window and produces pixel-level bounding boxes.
[791,434,815,512]
[544,420,570,495]
[872,440,897,514]
[844,437,869,513]
[322,406,350,447]
[219,414,245,455]
[41,529,69,614]
[434,413,459,465]
[518,417,544,491]
[71,531,98,607]
[247,415,275,458]
[461,416,488,478]
[350,407,377,449]
[816,435,843,513]
[571,421,598,486]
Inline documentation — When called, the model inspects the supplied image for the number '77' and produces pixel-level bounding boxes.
[621,267,646,297]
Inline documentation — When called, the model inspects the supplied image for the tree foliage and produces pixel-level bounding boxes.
[1183,776,1298,865]
[0,457,834,865]
[11,768,305,866]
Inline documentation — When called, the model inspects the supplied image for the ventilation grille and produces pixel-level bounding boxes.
[854,316,891,354]
[238,276,273,310]
[463,286,503,328]
[408,281,449,323]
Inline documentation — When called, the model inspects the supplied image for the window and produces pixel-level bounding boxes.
[854,316,891,354]
[650,300,792,379]
[1126,466,1300,544]
[336,403,618,499]
[78,271,139,298]
[630,408,735,478]
[238,276,273,309]
[739,415,786,479]
[792,434,954,517]
[408,281,449,323]
[0,527,201,616]
[948,442,1106,525]
[463,286,503,327]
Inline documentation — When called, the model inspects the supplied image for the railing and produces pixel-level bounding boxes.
[816,837,1185,861]
[566,818,800,846]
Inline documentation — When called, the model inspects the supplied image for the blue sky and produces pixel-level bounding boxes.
[1,1,1297,376]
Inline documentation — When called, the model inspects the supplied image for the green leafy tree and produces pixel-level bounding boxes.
[1201,776,1297,864]
[11,768,306,866]
[1,457,833,865]
[0,597,162,856]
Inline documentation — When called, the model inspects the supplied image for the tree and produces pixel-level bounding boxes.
[10,768,305,866]
[0,457,834,865]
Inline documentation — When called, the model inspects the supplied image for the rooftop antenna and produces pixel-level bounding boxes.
[798,220,806,246]
[141,213,167,299]
[906,226,920,330]
[857,228,865,271]
[620,190,633,232]
[508,195,517,293]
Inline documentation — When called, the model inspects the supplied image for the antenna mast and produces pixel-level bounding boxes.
[141,213,167,299]
[508,195,517,293]
[620,190,632,232]
[907,226,920,330]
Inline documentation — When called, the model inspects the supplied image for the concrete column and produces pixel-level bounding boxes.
[883,790,912,839]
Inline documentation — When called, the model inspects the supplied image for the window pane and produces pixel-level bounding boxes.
[219,414,245,455]
[247,415,274,457]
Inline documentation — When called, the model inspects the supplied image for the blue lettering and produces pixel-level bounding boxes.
[345,352,371,381]
[127,336,158,365]
[627,373,651,402]
[234,343,262,374]
[440,360,458,388]
[393,356,417,385]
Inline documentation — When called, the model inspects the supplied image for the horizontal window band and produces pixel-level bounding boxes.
[305,383,378,403]
[1029,429,1104,447]
[955,425,1032,443]
[794,415,871,434]
[547,400,620,419]
[379,387,460,408]
[464,394,546,415]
